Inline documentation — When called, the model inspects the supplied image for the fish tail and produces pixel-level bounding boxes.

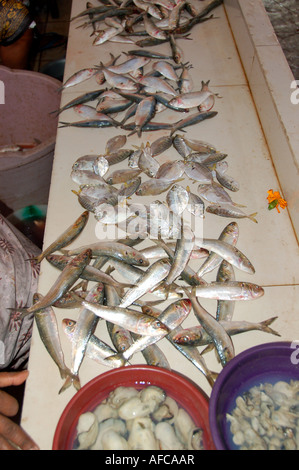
[248,212,258,223]
[206,371,218,388]
[260,316,281,336]
[59,372,81,394]
[58,122,70,128]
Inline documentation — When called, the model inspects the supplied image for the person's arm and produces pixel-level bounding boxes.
[0,370,39,450]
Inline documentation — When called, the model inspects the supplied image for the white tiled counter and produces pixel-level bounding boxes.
[21,0,299,450]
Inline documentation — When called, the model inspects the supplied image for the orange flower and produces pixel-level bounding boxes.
[267,189,287,213]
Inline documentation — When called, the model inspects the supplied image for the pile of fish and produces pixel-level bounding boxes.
[21,128,280,395]
[70,132,258,224]
[54,0,225,136]
[74,385,204,450]
[17,0,280,402]
[227,380,299,450]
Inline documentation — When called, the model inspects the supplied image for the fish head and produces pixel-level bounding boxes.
[250,283,264,299]
[62,318,76,335]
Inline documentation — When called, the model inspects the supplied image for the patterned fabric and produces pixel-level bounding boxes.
[0,214,40,370]
[0,0,32,46]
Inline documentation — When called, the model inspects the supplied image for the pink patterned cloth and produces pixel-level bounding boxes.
[0,214,40,370]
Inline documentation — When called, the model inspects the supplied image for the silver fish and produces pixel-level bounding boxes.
[179,281,264,301]
[166,184,189,214]
[82,301,169,336]
[184,288,235,367]
[69,283,105,391]
[205,203,258,223]
[33,211,89,264]
[62,241,149,266]
[119,259,171,308]
[216,260,236,322]
[197,221,239,277]
[195,237,255,275]
[62,319,121,368]
[33,294,75,392]
[172,317,280,347]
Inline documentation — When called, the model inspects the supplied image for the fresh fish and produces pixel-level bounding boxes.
[105,148,134,166]
[166,184,189,214]
[172,317,280,347]
[168,0,186,31]
[67,283,105,391]
[197,221,239,277]
[18,249,92,317]
[180,136,217,154]
[215,259,236,322]
[197,182,242,206]
[169,33,183,64]
[96,97,132,114]
[71,169,106,188]
[58,118,119,129]
[186,187,205,217]
[178,281,264,301]
[206,203,258,223]
[106,168,142,185]
[215,162,240,192]
[62,318,121,368]
[102,68,139,91]
[152,237,206,287]
[93,24,125,45]
[135,177,183,196]
[138,75,177,96]
[140,342,171,369]
[105,299,192,366]
[82,301,169,336]
[170,111,218,135]
[132,95,156,137]
[187,151,227,165]
[184,161,213,184]
[120,259,171,308]
[178,63,193,93]
[195,237,255,275]
[93,156,109,177]
[46,254,134,288]
[152,61,178,81]
[156,160,185,181]
[172,134,192,158]
[164,223,195,287]
[143,12,168,40]
[138,142,160,177]
[61,241,149,266]
[169,90,213,109]
[105,134,127,153]
[150,135,174,156]
[32,211,89,264]
[33,294,75,392]
[58,68,98,91]
[183,288,235,366]
[198,80,215,111]
[126,49,173,60]
[106,56,151,74]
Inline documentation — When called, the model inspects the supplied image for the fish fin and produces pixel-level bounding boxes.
[248,212,258,223]
[201,343,215,355]
[260,316,281,336]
